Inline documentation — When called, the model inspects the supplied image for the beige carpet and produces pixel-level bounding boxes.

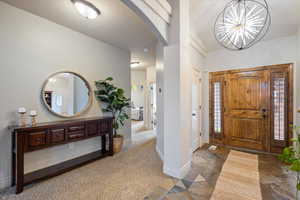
[210,150,262,200]
[1,139,174,200]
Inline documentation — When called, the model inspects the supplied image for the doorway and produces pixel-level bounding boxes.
[149,82,157,129]
[209,64,293,153]
[192,69,203,152]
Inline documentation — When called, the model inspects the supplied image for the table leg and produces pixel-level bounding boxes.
[16,134,24,194]
[101,135,107,154]
[109,132,114,156]
[11,132,16,186]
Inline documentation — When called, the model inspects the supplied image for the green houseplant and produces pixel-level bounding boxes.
[279,125,300,198]
[94,77,130,153]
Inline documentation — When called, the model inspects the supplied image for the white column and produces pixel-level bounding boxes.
[163,0,192,178]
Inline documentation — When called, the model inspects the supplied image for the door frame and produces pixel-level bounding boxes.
[209,63,294,153]
[192,67,203,151]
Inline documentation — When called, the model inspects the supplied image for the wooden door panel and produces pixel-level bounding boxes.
[225,70,269,151]
[228,77,262,110]
[231,119,261,140]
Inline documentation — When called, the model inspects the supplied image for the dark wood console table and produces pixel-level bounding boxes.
[10,116,114,194]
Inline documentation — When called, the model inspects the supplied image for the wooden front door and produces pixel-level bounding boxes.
[225,70,269,151]
[210,64,293,153]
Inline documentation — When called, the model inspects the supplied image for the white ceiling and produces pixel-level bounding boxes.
[190,0,300,52]
[1,0,157,68]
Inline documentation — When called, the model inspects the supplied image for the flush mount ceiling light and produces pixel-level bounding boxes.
[71,0,101,19]
[214,0,271,50]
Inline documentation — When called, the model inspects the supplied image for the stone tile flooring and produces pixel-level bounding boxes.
[145,145,296,200]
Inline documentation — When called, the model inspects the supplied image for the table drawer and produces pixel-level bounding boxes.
[51,128,66,143]
[28,131,47,148]
[68,125,85,132]
[67,131,85,140]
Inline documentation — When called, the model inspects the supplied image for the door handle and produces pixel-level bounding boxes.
[192,113,196,117]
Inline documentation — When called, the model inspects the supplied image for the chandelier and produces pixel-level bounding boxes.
[214,0,271,50]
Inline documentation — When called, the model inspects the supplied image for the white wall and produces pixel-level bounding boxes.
[189,45,205,69]
[163,0,192,179]
[155,42,165,160]
[0,2,130,189]
[203,35,299,142]
[131,70,146,108]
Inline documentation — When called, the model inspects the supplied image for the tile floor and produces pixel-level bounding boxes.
[145,145,296,200]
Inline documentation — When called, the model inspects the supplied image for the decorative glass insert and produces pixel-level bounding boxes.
[214,82,222,133]
[273,77,285,141]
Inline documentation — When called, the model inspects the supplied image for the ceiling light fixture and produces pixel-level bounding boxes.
[71,0,101,19]
[131,62,140,68]
[214,0,271,50]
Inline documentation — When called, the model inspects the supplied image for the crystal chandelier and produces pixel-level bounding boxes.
[214,0,271,50]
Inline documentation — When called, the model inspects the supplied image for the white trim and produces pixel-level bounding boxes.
[142,0,171,23]
[190,34,208,57]
[163,160,191,179]
[156,145,164,161]
[0,176,10,189]
[155,0,172,15]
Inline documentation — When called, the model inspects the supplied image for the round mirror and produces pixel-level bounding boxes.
[42,71,92,118]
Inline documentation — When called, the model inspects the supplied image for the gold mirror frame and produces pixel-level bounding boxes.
[41,71,92,118]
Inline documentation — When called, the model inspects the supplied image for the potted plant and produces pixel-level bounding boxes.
[279,125,300,198]
[94,77,130,153]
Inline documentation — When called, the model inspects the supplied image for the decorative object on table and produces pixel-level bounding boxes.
[29,110,38,126]
[30,110,37,126]
[214,0,271,50]
[18,107,27,127]
[94,77,131,153]
[279,125,300,198]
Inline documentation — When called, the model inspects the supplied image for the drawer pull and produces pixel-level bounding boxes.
[51,129,65,133]
[69,126,85,132]
[68,133,84,139]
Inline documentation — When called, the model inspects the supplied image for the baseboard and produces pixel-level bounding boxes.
[0,176,10,190]
[155,145,164,161]
[163,160,191,179]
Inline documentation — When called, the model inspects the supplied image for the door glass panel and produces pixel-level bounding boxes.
[273,77,285,141]
[214,82,221,133]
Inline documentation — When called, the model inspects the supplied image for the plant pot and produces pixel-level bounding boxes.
[113,135,124,153]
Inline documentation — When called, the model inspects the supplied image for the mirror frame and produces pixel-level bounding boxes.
[41,71,92,118]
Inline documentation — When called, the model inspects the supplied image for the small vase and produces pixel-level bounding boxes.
[31,116,37,126]
[19,113,26,127]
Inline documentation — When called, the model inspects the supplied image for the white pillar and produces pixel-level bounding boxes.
[163,0,192,178]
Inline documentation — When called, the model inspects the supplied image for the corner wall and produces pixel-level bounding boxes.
[0,2,130,188]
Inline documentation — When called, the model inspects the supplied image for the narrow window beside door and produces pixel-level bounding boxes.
[273,77,286,142]
[214,82,222,133]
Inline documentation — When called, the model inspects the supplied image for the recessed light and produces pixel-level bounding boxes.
[71,0,101,19]
[143,48,149,52]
